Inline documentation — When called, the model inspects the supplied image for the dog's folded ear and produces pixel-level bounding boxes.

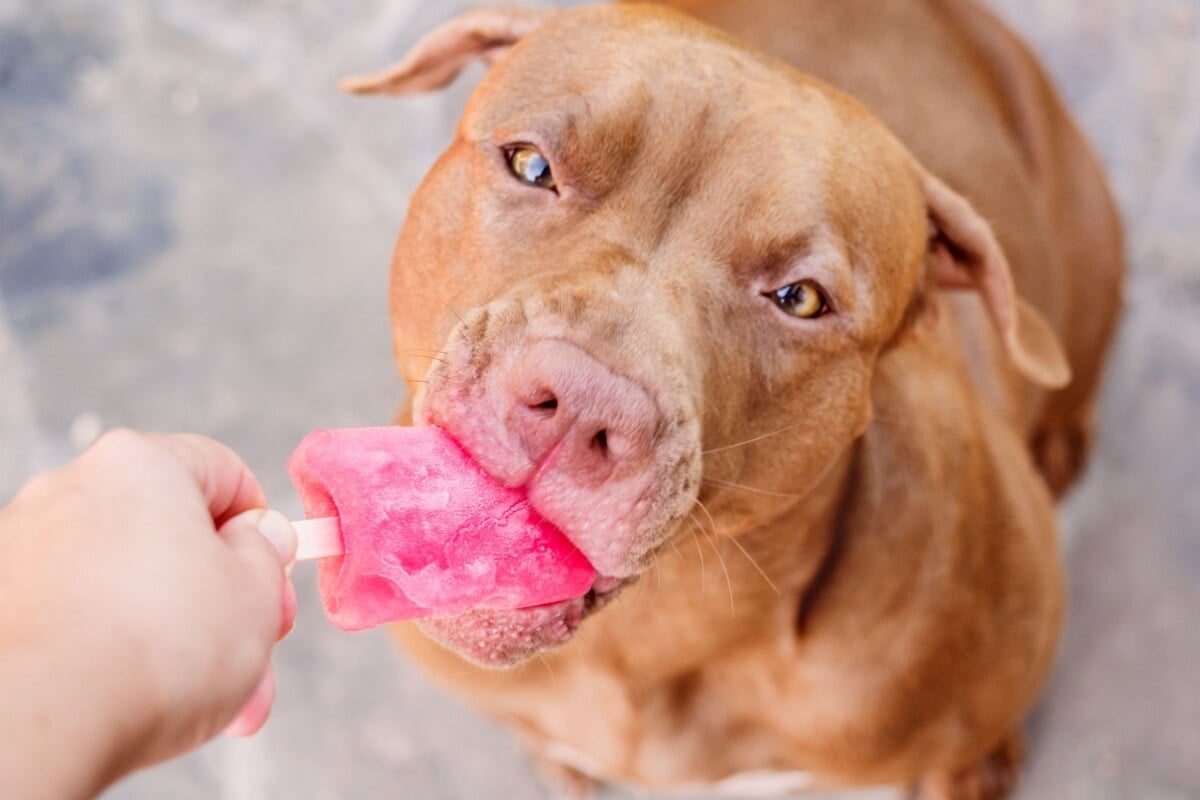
[921,171,1072,390]
[340,7,556,96]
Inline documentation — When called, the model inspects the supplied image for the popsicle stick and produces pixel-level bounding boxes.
[292,516,344,561]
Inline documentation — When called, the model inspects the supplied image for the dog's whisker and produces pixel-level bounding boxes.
[537,652,557,680]
[693,500,738,614]
[635,561,657,602]
[693,497,720,540]
[403,353,449,365]
[414,274,469,329]
[703,528,736,617]
[667,536,684,560]
[702,477,805,499]
[689,526,708,593]
[702,422,807,455]
[724,533,781,596]
[690,509,734,615]
[399,348,451,357]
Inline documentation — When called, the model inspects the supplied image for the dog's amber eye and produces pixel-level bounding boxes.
[506,146,557,192]
[766,280,829,319]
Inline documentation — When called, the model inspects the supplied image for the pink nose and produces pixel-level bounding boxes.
[509,339,660,483]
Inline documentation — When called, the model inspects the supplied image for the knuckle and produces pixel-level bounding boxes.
[90,427,151,458]
[13,468,63,504]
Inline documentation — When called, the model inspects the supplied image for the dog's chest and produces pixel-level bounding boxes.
[541,737,817,796]
[676,769,818,796]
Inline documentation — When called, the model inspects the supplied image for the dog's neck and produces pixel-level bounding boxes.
[575,321,1000,678]
[569,445,855,681]
[780,317,1047,645]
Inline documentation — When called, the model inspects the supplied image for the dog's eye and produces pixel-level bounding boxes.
[765,280,830,319]
[505,145,557,192]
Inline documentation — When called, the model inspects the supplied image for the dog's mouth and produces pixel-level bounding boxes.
[411,340,701,665]
[403,420,651,666]
[418,574,631,667]
[408,419,697,665]
[581,574,629,613]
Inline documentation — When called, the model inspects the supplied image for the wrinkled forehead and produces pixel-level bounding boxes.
[459,6,926,322]
[462,7,826,153]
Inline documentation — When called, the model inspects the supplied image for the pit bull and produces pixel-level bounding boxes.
[341,2,1124,797]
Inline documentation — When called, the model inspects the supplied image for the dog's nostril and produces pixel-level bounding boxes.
[592,429,609,454]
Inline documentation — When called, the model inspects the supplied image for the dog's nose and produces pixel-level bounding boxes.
[510,339,660,481]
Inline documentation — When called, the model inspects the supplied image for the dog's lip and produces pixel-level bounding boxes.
[526,573,629,618]
[415,410,659,662]
[495,574,629,652]
[580,574,628,612]
[416,573,630,666]
[428,421,620,574]
[427,415,632,618]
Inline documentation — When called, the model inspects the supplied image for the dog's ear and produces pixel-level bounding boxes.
[920,171,1071,389]
[340,7,556,96]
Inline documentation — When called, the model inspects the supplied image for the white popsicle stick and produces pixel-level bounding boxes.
[292,516,344,561]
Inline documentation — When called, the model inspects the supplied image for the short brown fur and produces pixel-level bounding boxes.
[344,2,1123,796]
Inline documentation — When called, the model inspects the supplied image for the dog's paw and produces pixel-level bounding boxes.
[915,733,1024,800]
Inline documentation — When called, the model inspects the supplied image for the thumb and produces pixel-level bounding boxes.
[219,508,298,569]
[219,510,300,640]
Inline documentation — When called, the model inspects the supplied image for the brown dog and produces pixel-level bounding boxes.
[342,1,1123,797]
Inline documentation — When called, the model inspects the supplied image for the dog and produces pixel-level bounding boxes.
[341,2,1124,797]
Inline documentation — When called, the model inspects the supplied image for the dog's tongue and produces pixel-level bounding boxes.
[287,426,596,632]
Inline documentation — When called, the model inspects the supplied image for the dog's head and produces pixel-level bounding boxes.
[346,5,1069,666]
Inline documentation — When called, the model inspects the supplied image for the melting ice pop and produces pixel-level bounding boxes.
[287,426,596,632]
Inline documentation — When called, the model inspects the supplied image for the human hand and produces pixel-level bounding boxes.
[0,429,296,798]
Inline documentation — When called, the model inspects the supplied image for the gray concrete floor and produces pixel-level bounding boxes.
[1,1,1196,798]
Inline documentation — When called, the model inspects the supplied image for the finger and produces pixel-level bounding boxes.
[223,664,276,737]
[152,433,268,525]
[217,510,292,641]
[219,509,298,640]
[280,580,297,640]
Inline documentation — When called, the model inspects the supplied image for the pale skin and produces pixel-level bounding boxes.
[0,430,298,800]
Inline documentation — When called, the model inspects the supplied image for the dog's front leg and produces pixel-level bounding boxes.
[914,732,1024,800]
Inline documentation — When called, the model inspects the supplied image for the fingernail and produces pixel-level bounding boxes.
[257,509,297,565]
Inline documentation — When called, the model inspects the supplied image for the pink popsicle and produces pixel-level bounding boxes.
[287,426,596,632]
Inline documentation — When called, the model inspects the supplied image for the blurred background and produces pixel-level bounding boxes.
[1,1,1196,798]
